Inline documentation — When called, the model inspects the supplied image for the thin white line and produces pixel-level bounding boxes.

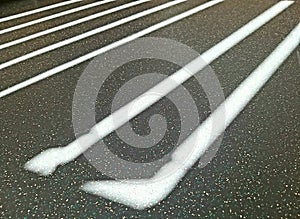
[0,0,82,23]
[82,22,300,210]
[0,0,150,50]
[0,0,116,34]
[21,1,293,177]
[0,0,185,70]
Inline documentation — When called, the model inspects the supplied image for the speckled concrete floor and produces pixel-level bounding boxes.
[0,0,299,218]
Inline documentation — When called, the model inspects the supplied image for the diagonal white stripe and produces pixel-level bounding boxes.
[0,0,116,34]
[0,0,82,23]
[0,0,150,50]
[0,0,185,70]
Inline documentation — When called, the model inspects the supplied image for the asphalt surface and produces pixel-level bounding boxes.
[0,0,299,218]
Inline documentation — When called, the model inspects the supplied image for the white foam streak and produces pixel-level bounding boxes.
[23,0,225,176]
[82,22,300,209]
[23,1,293,177]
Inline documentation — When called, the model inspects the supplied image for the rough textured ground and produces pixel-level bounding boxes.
[0,0,299,218]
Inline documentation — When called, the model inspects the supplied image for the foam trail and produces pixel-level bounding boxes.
[0,0,221,98]
[0,0,149,50]
[0,0,82,23]
[0,0,185,70]
[0,0,116,34]
[82,22,300,210]
[23,1,292,176]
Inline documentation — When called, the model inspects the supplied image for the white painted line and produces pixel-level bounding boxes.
[0,0,82,23]
[0,0,184,70]
[0,0,116,34]
[0,0,149,50]
[82,22,300,210]
[21,1,292,177]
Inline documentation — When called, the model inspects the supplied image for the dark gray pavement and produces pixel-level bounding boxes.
[0,0,299,218]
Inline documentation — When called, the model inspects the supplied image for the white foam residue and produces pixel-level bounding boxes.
[82,22,300,209]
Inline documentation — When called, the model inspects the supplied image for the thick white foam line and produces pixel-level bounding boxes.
[82,22,300,210]
[0,0,82,23]
[21,0,223,175]
[0,0,149,50]
[22,1,292,177]
[0,0,116,35]
[0,0,185,70]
